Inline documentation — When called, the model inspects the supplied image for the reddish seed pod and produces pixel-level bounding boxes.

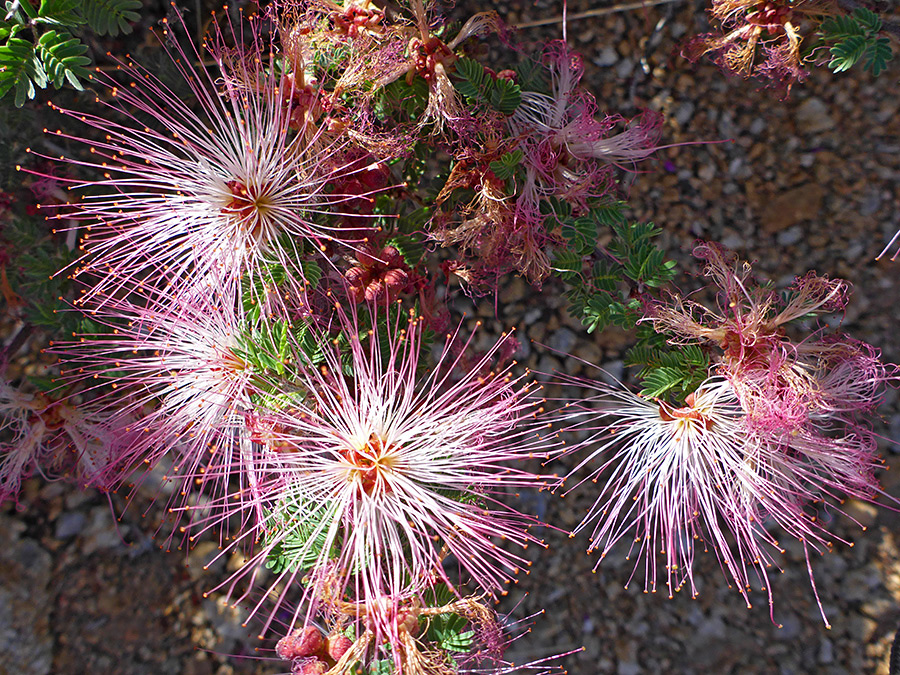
[380,246,403,267]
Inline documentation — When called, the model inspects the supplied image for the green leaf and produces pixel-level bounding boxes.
[0,38,47,106]
[422,609,474,654]
[79,0,140,36]
[300,259,322,290]
[852,7,881,34]
[17,0,39,19]
[453,56,486,100]
[819,14,865,40]
[264,497,340,575]
[829,34,868,72]
[488,149,523,181]
[452,57,521,114]
[863,38,892,77]
[367,660,394,675]
[639,366,685,399]
[398,206,431,234]
[819,8,892,77]
[36,29,90,89]
[490,76,521,114]
[551,248,582,280]
[591,201,628,227]
[374,77,429,122]
[591,260,621,293]
[421,583,456,608]
[583,293,613,333]
[36,0,85,27]
[513,55,548,93]
[386,233,425,266]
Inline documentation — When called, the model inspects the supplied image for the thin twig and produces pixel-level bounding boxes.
[513,0,685,30]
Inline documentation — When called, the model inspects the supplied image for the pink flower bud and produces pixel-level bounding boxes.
[326,633,353,661]
[292,658,327,675]
[276,626,324,660]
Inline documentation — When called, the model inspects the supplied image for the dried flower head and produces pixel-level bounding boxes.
[682,0,835,89]
[0,383,124,503]
[644,243,889,436]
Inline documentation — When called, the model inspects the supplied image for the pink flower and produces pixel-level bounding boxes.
[554,373,886,626]
[52,292,266,524]
[201,304,557,638]
[644,244,890,438]
[43,13,386,312]
[557,245,896,624]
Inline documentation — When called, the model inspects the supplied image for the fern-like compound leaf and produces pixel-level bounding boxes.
[0,37,47,106]
[36,0,85,28]
[79,0,140,37]
[863,38,892,77]
[829,34,868,72]
[36,29,90,89]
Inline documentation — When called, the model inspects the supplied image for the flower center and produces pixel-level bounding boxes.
[344,433,399,496]
[223,180,272,239]
[658,392,714,440]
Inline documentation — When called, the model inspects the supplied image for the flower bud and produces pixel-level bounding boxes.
[276,626,324,660]
[326,633,354,661]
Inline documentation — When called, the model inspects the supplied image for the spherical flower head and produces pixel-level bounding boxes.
[45,11,387,312]
[211,303,557,637]
[556,378,776,600]
[52,292,266,522]
[554,365,890,626]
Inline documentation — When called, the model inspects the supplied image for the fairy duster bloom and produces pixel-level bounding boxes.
[53,291,267,523]
[203,304,557,637]
[556,378,780,604]
[645,243,892,443]
[44,12,386,312]
[555,373,885,626]
[556,243,895,623]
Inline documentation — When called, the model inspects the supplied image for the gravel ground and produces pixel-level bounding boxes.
[2,1,900,674]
